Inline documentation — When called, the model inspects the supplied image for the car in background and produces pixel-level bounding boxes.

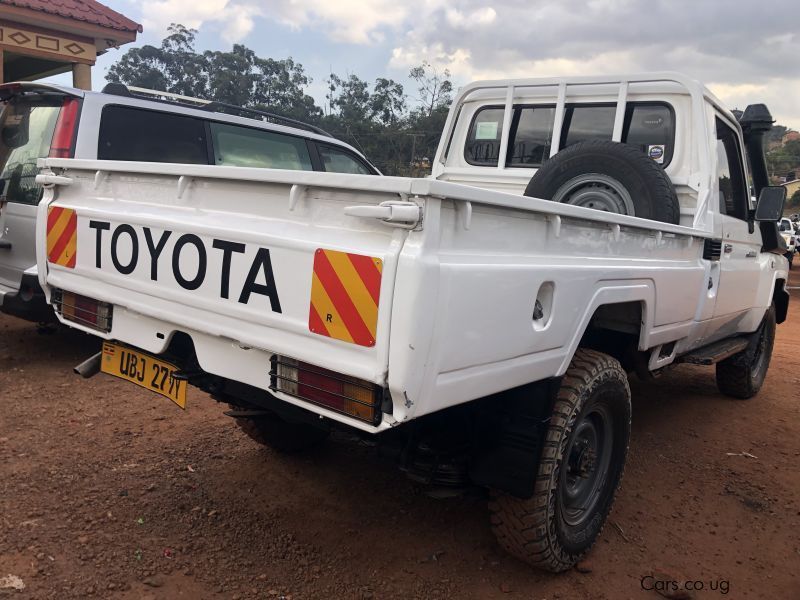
[779,217,796,267]
[0,82,378,322]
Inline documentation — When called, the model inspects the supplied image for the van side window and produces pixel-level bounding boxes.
[507,106,555,167]
[715,117,749,221]
[561,105,616,147]
[98,106,208,164]
[318,144,371,174]
[465,108,504,166]
[210,122,312,170]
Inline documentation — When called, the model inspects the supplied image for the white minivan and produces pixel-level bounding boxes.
[0,82,377,321]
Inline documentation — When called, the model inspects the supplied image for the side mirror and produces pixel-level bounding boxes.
[754,186,786,222]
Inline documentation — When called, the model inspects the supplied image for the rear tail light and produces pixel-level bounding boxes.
[48,97,80,158]
[270,356,384,425]
[53,289,112,332]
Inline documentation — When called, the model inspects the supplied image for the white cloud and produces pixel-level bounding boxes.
[387,0,800,129]
[271,0,408,44]
[139,0,261,43]
[445,7,496,29]
[127,0,800,129]
[139,0,408,45]
[711,80,800,132]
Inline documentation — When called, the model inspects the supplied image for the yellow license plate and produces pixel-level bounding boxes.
[101,342,187,408]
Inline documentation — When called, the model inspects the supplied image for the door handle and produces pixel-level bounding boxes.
[344,200,421,228]
[0,240,10,249]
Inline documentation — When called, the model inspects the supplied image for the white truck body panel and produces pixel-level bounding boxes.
[35,151,785,432]
[33,73,788,433]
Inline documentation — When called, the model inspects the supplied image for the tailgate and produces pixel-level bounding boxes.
[36,160,417,388]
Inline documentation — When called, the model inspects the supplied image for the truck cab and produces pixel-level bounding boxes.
[432,74,787,336]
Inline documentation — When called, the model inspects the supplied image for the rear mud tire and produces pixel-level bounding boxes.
[489,349,631,572]
[716,305,776,400]
[231,406,330,453]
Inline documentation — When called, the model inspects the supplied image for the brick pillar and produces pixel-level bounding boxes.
[72,62,91,90]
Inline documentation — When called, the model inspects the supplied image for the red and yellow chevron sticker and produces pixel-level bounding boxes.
[46,206,77,268]
[309,249,383,347]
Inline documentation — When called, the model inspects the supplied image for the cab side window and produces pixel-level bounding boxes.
[715,117,749,221]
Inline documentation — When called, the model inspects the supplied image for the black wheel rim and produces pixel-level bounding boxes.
[559,402,614,527]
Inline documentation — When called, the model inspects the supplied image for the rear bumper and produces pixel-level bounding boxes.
[0,274,56,323]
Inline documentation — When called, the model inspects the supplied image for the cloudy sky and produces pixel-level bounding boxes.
[56,0,800,128]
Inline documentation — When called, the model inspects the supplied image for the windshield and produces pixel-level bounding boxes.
[779,219,791,232]
[0,95,61,205]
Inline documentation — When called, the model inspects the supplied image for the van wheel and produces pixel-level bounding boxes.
[230,406,329,453]
[716,305,776,400]
[524,140,680,224]
[489,349,631,572]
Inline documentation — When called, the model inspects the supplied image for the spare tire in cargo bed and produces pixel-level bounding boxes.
[523,140,680,224]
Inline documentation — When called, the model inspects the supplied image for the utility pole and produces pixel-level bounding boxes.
[407,133,423,177]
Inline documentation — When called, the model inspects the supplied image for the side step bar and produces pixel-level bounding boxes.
[678,337,749,366]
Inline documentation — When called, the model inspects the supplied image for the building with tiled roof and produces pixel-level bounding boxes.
[0,0,141,89]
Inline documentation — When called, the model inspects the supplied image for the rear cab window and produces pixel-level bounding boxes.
[465,108,504,166]
[464,101,675,168]
[0,95,62,204]
[98,105,209,164]
[561,105,616,147]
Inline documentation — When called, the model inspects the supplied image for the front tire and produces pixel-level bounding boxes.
[489,349,631,572]
[716,305,776,399]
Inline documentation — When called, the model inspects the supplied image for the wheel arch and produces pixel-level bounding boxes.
[772,277,789,324]
[556,281,654,376]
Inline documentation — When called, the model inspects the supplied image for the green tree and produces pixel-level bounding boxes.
[106,25,454,176]
[106,24,208,98]
[106,24,320,122]
[409,61,453,117]
[767,138,800,180]
[327,74,372,122]
[370,78,406,125]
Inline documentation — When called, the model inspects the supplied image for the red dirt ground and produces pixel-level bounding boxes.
[2,276,799,599]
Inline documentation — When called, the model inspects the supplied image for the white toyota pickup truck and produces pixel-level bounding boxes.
[34,73,789,572]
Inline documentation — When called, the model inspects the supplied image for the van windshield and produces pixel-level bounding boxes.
[0,96,61,205]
